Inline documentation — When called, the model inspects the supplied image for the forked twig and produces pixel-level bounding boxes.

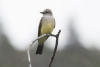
[49,30,61,67]
[27,30,61,67]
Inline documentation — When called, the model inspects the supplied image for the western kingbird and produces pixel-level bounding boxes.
[36,9,55,54]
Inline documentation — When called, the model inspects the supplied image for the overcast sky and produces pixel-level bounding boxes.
[1,0,100,50]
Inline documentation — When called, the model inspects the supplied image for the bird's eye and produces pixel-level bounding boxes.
[46,11,48,13]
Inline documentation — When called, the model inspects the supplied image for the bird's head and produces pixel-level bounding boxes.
[40,9,53,15]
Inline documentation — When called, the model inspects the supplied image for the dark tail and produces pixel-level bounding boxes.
[36,44,44,55]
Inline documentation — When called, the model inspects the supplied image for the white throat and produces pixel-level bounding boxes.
[43,14,53,17]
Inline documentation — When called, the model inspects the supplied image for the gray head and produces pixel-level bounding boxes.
[40,9,53,15]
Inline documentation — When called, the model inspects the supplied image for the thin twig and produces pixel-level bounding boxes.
[27,30,61,67]
[49,30,61,67]
[27,34,50,67]
[30,34,56,48]
[27,49,32,67]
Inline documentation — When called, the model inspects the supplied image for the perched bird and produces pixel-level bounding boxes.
[36,9,55,54]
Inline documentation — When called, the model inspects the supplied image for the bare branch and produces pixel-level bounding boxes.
[27,49,32,67]
[49,30,61,67]
[27,30,61,67]
[30,34,56,48]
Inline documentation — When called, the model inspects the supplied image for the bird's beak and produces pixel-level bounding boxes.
[40,12,44,14]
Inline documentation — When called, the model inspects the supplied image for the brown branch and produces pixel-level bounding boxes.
[49,30,61,67]
[27,30,61,67]
[30,34,56,48]
[27,34,52,67]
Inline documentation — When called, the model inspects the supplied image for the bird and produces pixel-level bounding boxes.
[36,9,55,54]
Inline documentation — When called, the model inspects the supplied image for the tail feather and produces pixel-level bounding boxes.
[36,44,44,55]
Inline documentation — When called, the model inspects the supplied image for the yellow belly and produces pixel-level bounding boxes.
[39,21,55,44]
[41,23,54,35]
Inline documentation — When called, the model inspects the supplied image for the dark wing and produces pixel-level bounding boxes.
[54,18,56,28]
[38,17,43,36]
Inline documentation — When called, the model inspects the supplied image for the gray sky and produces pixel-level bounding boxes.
[1,0,100,50]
